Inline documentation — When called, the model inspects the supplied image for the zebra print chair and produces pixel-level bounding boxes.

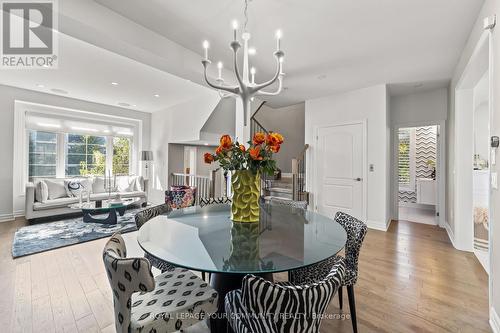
[269,197,308,209]
[289,211,367,333]
[134,204,175,273]
[199,196,232,207]
[225,257,345,333]
[102,233,218,333]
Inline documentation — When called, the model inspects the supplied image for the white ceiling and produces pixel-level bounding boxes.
[0,32,211,113]
[97,0,484,106]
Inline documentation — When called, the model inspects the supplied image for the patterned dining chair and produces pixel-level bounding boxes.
[102,233,218,333]
[225,257,345,333]
[269,197,308,209]
[134,204,175,273]
[199,196,232,207]
[288,211,367,333]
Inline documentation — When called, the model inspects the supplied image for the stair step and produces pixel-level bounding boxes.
[268,187,292,194]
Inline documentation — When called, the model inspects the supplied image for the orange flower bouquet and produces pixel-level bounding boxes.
[204,132,283,176]
[204,132,284,222]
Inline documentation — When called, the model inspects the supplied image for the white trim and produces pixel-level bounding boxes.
[0,213,15,223]
[444,221,458,249]
[312,119,368,224]
[392,121,446,228]
[367,219,392,231]
[491,307,500,333]
[281,172,293,178]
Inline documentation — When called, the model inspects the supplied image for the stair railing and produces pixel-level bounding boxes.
[250,101,272,195]
[291,144,310,202]
[170,169,218,204]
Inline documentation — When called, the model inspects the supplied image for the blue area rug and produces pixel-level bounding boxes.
[12,207,142,258]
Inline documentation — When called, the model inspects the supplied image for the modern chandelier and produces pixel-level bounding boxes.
[201,0,285,125]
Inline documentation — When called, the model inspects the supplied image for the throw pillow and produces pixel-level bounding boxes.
[65,179,92,197]
[44,179,68,200]
[135,176,143,192]
[35,181,49,203]
[93,177,106,193]
[117,176,135,192]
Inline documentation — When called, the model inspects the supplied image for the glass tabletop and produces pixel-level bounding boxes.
[137,204,347,274]
[68,197,141,211]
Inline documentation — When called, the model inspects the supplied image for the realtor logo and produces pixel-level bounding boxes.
[1,0,58,68]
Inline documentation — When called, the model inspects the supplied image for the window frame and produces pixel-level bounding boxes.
[27,130,133,180]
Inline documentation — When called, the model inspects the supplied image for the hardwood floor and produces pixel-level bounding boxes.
[0,218,491,332]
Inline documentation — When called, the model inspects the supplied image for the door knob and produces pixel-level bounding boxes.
[354,178,362,181]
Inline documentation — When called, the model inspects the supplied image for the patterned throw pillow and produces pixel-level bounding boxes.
[65,179,92,197]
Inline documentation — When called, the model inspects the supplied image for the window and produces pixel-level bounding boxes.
[398,128,415,190]
[112,137,131,175]
[66,134,107,176]
[28,130,57,179]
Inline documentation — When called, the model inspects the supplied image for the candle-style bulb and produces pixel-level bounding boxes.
[202,40,209,60]
[250,67,256,84]
[275,29,282,50]
[217,62,223,79]
[232,20,238,40]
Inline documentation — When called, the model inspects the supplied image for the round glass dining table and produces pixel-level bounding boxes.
[137,203,347,332]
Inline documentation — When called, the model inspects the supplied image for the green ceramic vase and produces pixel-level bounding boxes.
[231,170,261,222]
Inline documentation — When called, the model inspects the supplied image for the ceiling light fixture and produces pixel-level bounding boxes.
[36,84,45,88]
[154,94,160,98]
[201,0,284,125]
[111,82,119,86]
[50,88,68,94]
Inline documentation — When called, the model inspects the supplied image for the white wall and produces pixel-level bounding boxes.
[448,0,500,326]
[390,88,448,125]
[254,103,305,173]
[305,85,390,230]
[0,84,151,221]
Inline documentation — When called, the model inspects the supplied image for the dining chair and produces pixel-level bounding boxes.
[102,232,218,333]
[224,257,345,333]
[288,211,367,333]
[269,197,308,209]
[134,203,175,273]
[199,196,232,207]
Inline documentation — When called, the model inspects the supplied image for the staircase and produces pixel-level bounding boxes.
[250,102,309,203]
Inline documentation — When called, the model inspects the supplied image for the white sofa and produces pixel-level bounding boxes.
[25,175,148,221]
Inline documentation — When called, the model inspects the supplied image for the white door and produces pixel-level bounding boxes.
[316,123,365,220]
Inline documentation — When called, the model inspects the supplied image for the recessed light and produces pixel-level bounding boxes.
[111,82,119,86]
[50,88,68,94]
[154,94,160,98]
[248,47,256,55]
[117,102,131,107]
[36,84,45,88]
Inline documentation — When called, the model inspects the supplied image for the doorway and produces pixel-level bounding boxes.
[397,125,439,225]
[315,121,367,221]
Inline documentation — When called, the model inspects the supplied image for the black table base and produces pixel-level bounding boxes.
[210,272,273,333]
[82,206,126,225]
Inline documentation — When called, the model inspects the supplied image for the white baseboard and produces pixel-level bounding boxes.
[13,209,24,218]
[0,213,15,223]
[443,221,458,249]
[367,219,391,232]
[398,202,435,210]
[491,307,500,333]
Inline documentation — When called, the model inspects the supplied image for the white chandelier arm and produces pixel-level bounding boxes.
[249,52,283,94]
[256,75,284,96]
[202,61,239,94]
[231,42,246,88]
